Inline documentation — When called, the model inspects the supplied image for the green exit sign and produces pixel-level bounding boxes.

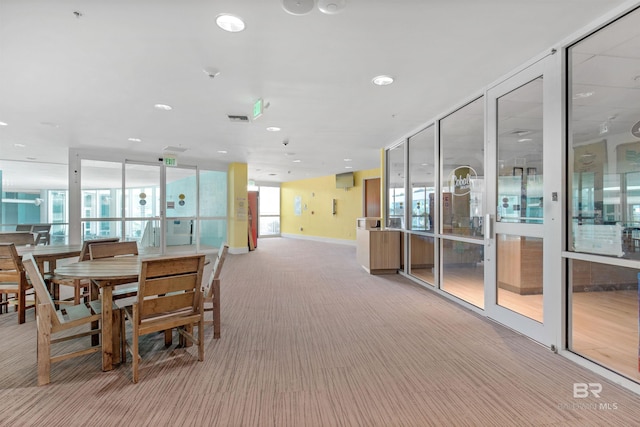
[164,154,178,167]
[253,98,263,120]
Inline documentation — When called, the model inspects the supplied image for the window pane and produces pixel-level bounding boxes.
[569,9,640,260]
[497,77,543,224]
[387,143,405,229]
[409,126,435,231]
[199,170,227,217]
[441,97,485,238]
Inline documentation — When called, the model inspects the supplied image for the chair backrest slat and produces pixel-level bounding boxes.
[15,225,33,232]
[204,243,228,299]
[89,241,138,260]
[23,256,60,329]
[79,237,120,261]
[0,243,23,281]
[137,254,204,321]
[0,232,35,246]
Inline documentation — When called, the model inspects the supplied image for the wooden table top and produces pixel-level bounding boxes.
[54,256,142,280]
[17,244,82,258]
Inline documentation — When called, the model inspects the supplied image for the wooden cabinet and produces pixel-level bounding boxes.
[356,218,400,274]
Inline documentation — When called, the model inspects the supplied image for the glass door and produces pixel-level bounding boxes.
[486,56,554,344]
[165,166,197,252]
[124,162,161,252]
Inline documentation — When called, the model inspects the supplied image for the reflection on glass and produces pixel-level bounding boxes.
[409,126,435,231]
[128,220,160,248]
[441,97,485,239]
[81,220,121,240]
[441,239,484,308]
[497,234,543,322]
[166,167,196,218]
[497,77,543,224]
[199,219,227,250]
[570,259,639,379]
[408,234,435,285]
[199,170,227,218]
[387,143,405,229]
[81,160,122,220]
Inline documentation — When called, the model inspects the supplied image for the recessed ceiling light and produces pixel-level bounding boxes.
[345,166,353,169]
[0,121,7,126]
[128,137,142,142]
[293,159,301,163]
[217,150,228,154]
[154,104,172,111]
[282,0,314,15]
[343,158,352,162]
[372,75,394,86]
[266,126,281,132]
[216,14,245,32]
[14,143,26,148]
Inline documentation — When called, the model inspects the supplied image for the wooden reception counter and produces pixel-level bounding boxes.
[356,218,400,274]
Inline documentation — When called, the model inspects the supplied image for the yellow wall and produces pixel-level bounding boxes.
[281,168,380,241]
[227,162,248,253]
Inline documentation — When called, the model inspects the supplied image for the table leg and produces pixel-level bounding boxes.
[90,281,100,347]
[102,284,113,371]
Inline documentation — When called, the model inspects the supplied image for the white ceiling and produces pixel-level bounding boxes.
[0,0,632,188]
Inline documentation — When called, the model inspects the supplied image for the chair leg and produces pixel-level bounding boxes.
[112,309,122,365]
[198,316,204,362]
[132,306,139,383]
[36,304,52,386]
[18,286,26,324]
[164,329,173,347]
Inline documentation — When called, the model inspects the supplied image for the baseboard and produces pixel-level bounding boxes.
[281,233,356,246]
[228,246,249,255]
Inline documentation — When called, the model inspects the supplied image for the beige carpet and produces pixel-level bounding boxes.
[1,237,639,426]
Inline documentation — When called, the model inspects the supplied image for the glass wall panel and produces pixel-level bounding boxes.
[1,160,69,243]
[440,97,485,238]
[568,6,640,383]
[387,143,405,229]
[408,126,435,231]
[81,220,121,240]
[199,170,228,247]
[81,160,122,220]
[570,259,638,379]
[441,239,484,308]
[408,234,435,285]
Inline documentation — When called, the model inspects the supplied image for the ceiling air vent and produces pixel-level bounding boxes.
[227,114,250,122]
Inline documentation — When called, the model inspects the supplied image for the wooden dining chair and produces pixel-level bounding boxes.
[202,243,228,339]
[122,254,205,383]
[48,238,120,305]
[23,255,124,386]
[0,232,36,246]
[89,241,139,300]
[0,243,35,324]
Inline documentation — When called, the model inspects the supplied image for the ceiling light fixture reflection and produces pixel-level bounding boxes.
[14,143,26,148]
[217,150,228,154]
[266,126,281,132]
[573,91,594,99]
[372,75,394,86]
[518,138,532,143]
[344,158,352,162]
[0,121,7,126]
[154,104,172,111]
[293,159,301,163]
[345,166,353,169]
[216,14,245,32]
[128,137,142,142]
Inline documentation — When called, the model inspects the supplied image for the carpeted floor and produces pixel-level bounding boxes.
[1,237,639,426]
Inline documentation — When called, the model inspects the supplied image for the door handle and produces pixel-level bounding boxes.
[485,213,492,240]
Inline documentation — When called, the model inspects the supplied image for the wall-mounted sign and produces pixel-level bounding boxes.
[448,166,478,197]
[163,153,178,167]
